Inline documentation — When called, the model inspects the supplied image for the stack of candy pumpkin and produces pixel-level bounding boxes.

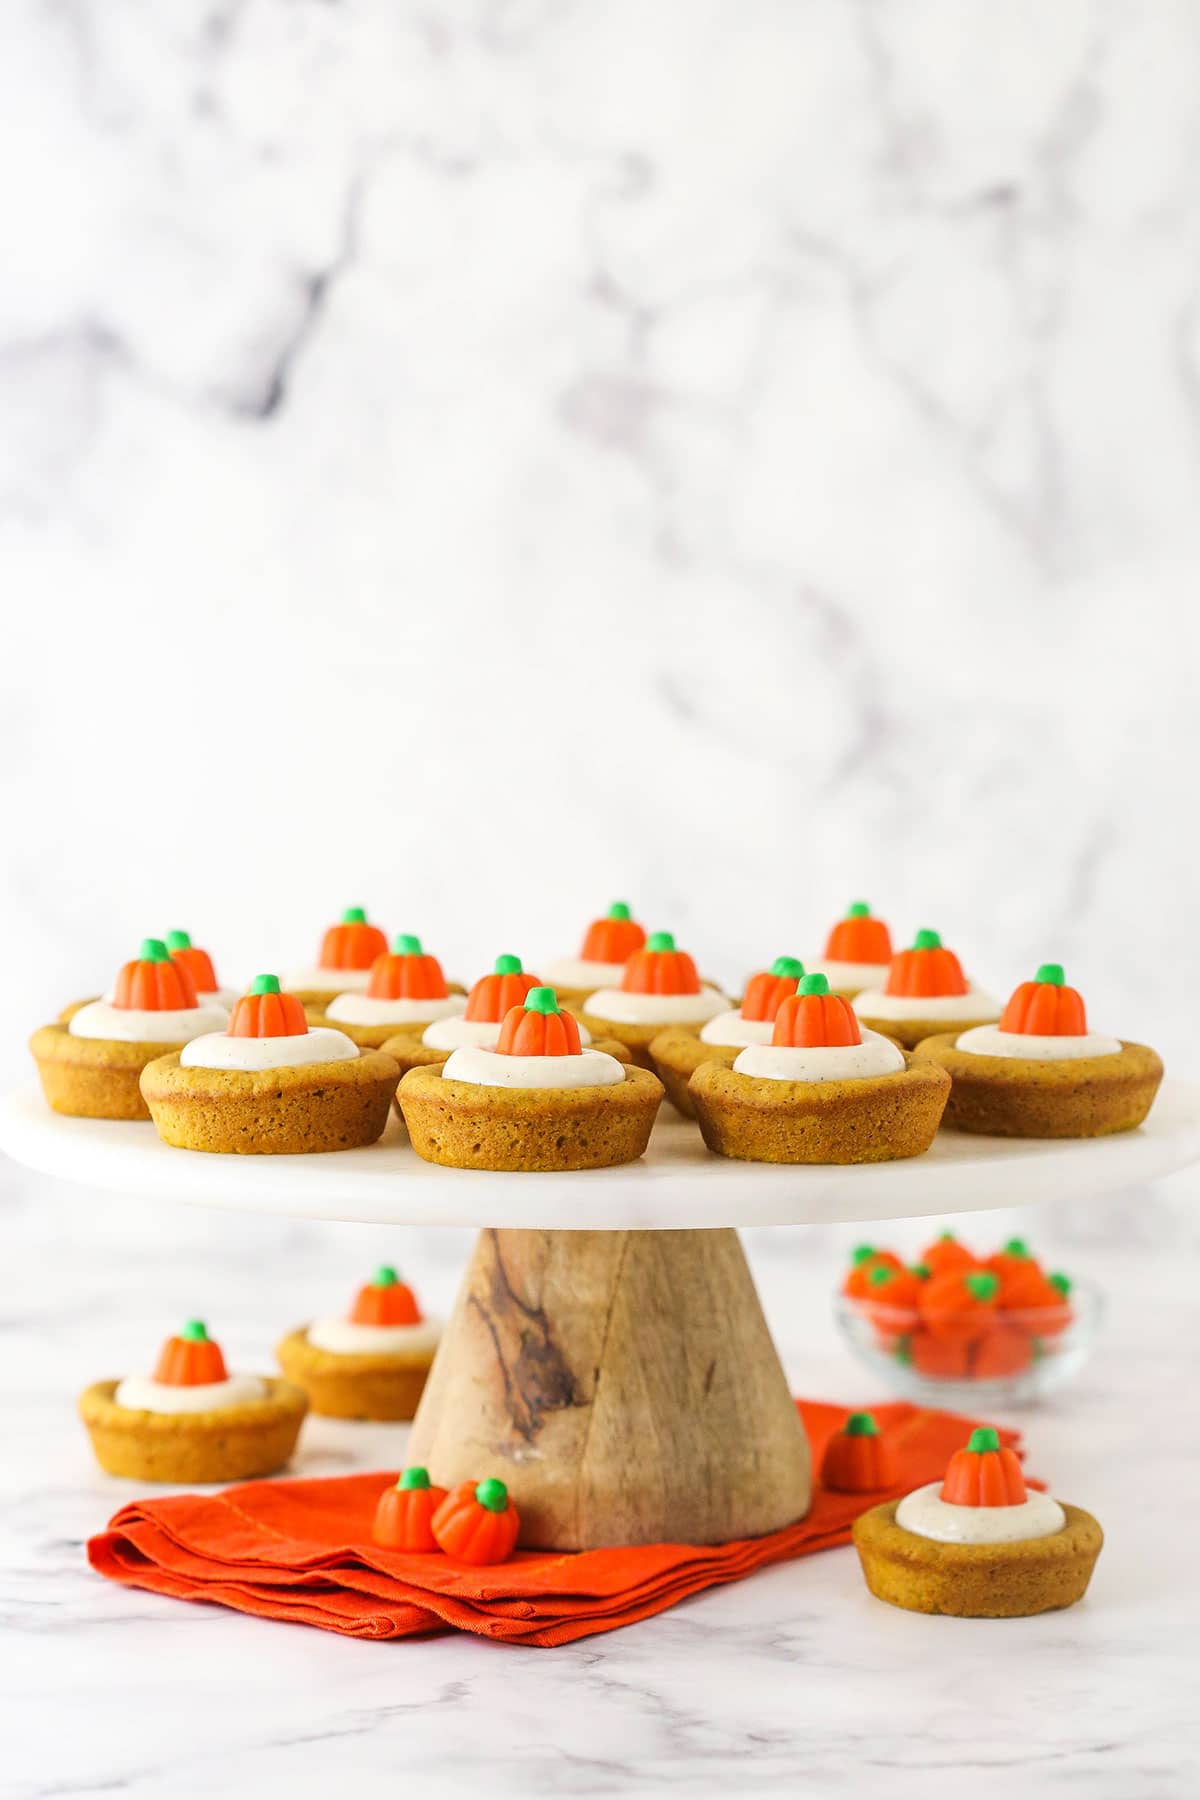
[839,1231,1078,1390]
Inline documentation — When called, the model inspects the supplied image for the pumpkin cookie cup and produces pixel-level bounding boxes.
[277,1266,438,1420]
[911,964,1161,1137]
[852,929,1001,1050]
[538,900,647,1009]
[853,1428,1103,1618]
[690,974,950,1165]
[400,987,663,1171]
[577,931,728,1069]
[80,1321,306,1484]
[32,939,230,1121]
[650,955,805,1117]
[141,975,399,1154]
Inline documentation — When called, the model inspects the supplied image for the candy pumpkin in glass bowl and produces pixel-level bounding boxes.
[910,964,1163,1136]
[31,939,231,1121]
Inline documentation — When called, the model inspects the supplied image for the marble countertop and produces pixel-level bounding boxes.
[3,1155,1199,1799]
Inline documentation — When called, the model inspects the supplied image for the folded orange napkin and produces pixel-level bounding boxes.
[88,1399,1029,1647]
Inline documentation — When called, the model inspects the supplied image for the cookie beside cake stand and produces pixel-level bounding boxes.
[4,1080,1200,1550]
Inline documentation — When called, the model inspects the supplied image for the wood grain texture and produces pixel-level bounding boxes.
[407,1227,812,1549]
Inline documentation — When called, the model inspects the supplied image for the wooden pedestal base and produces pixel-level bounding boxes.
[406,1227,812,1551]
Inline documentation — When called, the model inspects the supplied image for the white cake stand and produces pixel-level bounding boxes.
[6,1080,1199,1551]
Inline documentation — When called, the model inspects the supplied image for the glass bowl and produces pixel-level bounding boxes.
[833,1277,1104,1407]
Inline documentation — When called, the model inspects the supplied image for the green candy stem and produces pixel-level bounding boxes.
[181,1320,208,1342]
[494,954,522,975]
[770,956,805,979]
[867,1264,896,1288]
[1002,1237,1031,1258]
[398,1466,431,1491]
[524,986,560,1015]
[140,938,170,963]
[851,1244,877,1266]
[342,907,367,924]
[165,930,192,951]
[393,933,423,956]
[938,1231,957,1242]
[1036,962,1065,986]
[607,902,632,921]
[250,974,280,995]
[373,1265,398,1288]
[847,902,870,918]
[798,972,830,996]
[912,929,942,951]
[843,1412,879,1437]
[964,1271,999,1301]
[646,930,676,953]
[966,1427,1001,1454]
[475,1477,509,1513]
[909,1263,931,1280]
[1049,1272,1072,1297]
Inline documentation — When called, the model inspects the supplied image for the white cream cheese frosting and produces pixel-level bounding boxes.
[114,1373,267,1414]
[421,1014,592,1051]
[954,1025,1123,1061]
[69,1000,231,1043]
[809,959,891,992]
[699,1008,776,1048]
[440,1046,626,1089]
[180,1027,360,1071]
[305,1317,442,1356]
[583,985,728,1026]
[895,1480,1066,1545]
[284,965,373,994]
[853,983,1000,1023]
[732,1028,906,1083]
[539,956,630,990]
[325,992,466,1027]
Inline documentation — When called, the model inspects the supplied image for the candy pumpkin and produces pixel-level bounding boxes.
[919,1230,975,1278]
[999,964,1088,1036]
[620,931,701,996]
[153,1319,228,1386]
[822,902,892,967]
[165,931,219,995]
[883,929,968,999]
[906,1328,971,1379]
[366,934,449,1002]
[971,1326,1034,1379]
[771,973,861,1047]
[917,1267,999,1345]
[986,1239,1051,1310]
[497,987,582,1056]
[842,1243,905,1299]
[319,907,388,972]
[372,1466,448,1552]
[228,974,308,1038]
[940,1427,1027,1506]
[820,1412,899,1493]
[740,957,805,1023]
[432,1478,520,1565]
[863,1263,922,1345]
[350,1264,422,1327]
[1023,1271,1074,1338]
[464,954,539,1022]
[113,939,199,1012]
[580,902,646,965]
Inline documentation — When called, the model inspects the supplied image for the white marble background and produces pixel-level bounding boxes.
[3,2,1200,1793]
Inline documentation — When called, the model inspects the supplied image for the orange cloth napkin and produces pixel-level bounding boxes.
[88,1400,1029,1647]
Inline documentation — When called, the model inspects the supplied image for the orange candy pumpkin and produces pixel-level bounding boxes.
[820,1412,899,1493]
[319,907,388,972]
[580,901,646,965]
[971,1326,1034,1379]
[940,1427,1027,1506]
[999,964,1088,1036]
[917,1267,1000,1346]
[772,973,861,1047]
[366,934,449,1002]
[497,988,582,1056]
[823,902,892,967]
[350,1265,422,1327]
[153,1319,228,1386]
[883,929,968,999]
[113,939,199,1012]
[740,957,805,1023]
[919,1230,976,1278]
[907,1328,971,1379]
[432,1478,521,1565]
[372,1467,448,1552]
[862,1263,922,1346]
[842,1244,905,1299]
[1022,1271,1075,1338]
[984,1238,1050,1309]
[228,974,308,1038]
[166,931,219,995]
[464,955,539,1023]
[620,931,702,997]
